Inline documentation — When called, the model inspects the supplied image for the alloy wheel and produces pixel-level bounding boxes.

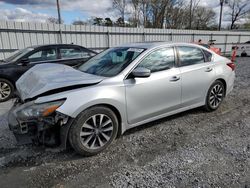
[209,84,224,109]
[0,81,11,100]
[80,114,114,150]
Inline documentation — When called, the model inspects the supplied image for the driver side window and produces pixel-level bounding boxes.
[137,47,175,72]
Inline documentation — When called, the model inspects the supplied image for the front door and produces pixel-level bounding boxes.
[124,47,181,124]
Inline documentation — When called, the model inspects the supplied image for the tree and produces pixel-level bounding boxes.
[93,17,103,26]
[131,0,140,27]
[72,20,86,25]
[243,13,250,29]
[115,17,125,27]
[113,0,127,22]
[227,0,250,30]
[47,17,63,24]
[193,6,216,30]
[188,0,201,29]
[104,18,113,26]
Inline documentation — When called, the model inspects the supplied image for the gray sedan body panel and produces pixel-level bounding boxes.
[16,42,235,135]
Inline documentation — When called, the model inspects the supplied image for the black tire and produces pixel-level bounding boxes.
[204,80,225,112]
[0,78,14,102]
[69,106,118,156]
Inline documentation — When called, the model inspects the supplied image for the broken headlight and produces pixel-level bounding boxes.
[16,100,65,120]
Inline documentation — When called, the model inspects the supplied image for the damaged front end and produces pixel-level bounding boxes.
[8,98,72,148]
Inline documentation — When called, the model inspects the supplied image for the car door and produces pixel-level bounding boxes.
[176,45,216,107]
[124,47,181,125]
[58,46,94,67]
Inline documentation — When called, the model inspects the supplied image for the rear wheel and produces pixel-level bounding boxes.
[69,106,118,156]
[204,80,225,112]
[0,78,14,102]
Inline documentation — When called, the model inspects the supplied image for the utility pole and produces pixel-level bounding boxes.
[56,0,62,43]
[189,0,193,29]
[56,0,62,24]
[219,0,225,31]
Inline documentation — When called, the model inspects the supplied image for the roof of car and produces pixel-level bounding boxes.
[30,44,84,49]
[119,41,200,49]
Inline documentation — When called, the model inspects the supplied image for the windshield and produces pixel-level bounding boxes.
[78,47,145,77]
[4,47,34,62]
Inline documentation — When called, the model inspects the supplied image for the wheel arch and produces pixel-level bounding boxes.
[91,103,123,137]
[60,103,124,150]
[0,76,15,88]
[215,78,227,96]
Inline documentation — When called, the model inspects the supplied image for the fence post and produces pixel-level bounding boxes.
[224,34,228,55]
[169,32,173,41]
[192,33,195,42]
[210,33,213,41]
[238,34,241,44]
[106,31,110,48]
[142,32,145,42]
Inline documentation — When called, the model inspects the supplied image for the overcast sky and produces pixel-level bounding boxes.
[0,0,248,26]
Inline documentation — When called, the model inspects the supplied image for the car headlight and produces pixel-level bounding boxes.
[16,100,65,120]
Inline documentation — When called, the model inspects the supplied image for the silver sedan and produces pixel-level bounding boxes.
[8,42,235,156]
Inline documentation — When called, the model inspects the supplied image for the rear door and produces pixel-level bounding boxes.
[176,46,216,106]
[58,46,95,67]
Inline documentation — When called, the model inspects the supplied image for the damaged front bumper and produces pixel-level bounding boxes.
[8,99,72,148]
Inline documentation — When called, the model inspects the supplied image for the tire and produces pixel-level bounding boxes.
[0,78,14,102]
[69,106,118,156]
[204,80,225,112]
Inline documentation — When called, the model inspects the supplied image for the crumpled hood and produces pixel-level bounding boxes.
[16,63,103,101]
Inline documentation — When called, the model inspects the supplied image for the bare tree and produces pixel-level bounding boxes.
[47,17,63,24]
[228,0,249,29]
[131,0,140,27]
[113,0,127,25]
[140,0,151,27]
[193,6,216,29]
[72,20,86,25]
[188,0,200,29]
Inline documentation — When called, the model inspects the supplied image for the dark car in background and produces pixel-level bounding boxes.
[0,44,97,102]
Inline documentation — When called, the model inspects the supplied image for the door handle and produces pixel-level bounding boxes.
[205,67,213,72]
[170,76,180,82]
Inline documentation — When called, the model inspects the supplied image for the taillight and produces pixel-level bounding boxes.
[227,62,235,71]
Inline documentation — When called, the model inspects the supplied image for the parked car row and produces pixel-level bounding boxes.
[5,42,235,156]
[0,44,97,102]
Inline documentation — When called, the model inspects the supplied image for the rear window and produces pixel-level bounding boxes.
[202,49,213,62]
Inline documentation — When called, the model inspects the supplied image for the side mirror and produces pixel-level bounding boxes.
[20,58,30,66]
[131,67,151,78]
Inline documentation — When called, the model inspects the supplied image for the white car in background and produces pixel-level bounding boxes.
[233,41,250,57]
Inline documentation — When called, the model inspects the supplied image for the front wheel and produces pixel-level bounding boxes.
[204,80,225,112]
[69,106,118,156]
[0,78,14,102]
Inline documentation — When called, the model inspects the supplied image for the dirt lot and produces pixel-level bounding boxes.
[0,57,250,188]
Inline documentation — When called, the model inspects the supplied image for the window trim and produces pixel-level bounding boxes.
[175,45,206,67]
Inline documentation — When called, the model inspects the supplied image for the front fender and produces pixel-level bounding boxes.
[35,84,127,127]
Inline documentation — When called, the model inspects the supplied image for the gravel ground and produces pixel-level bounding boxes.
[0,57,250,188]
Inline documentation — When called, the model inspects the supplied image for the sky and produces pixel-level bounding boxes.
[0,0,248,26]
